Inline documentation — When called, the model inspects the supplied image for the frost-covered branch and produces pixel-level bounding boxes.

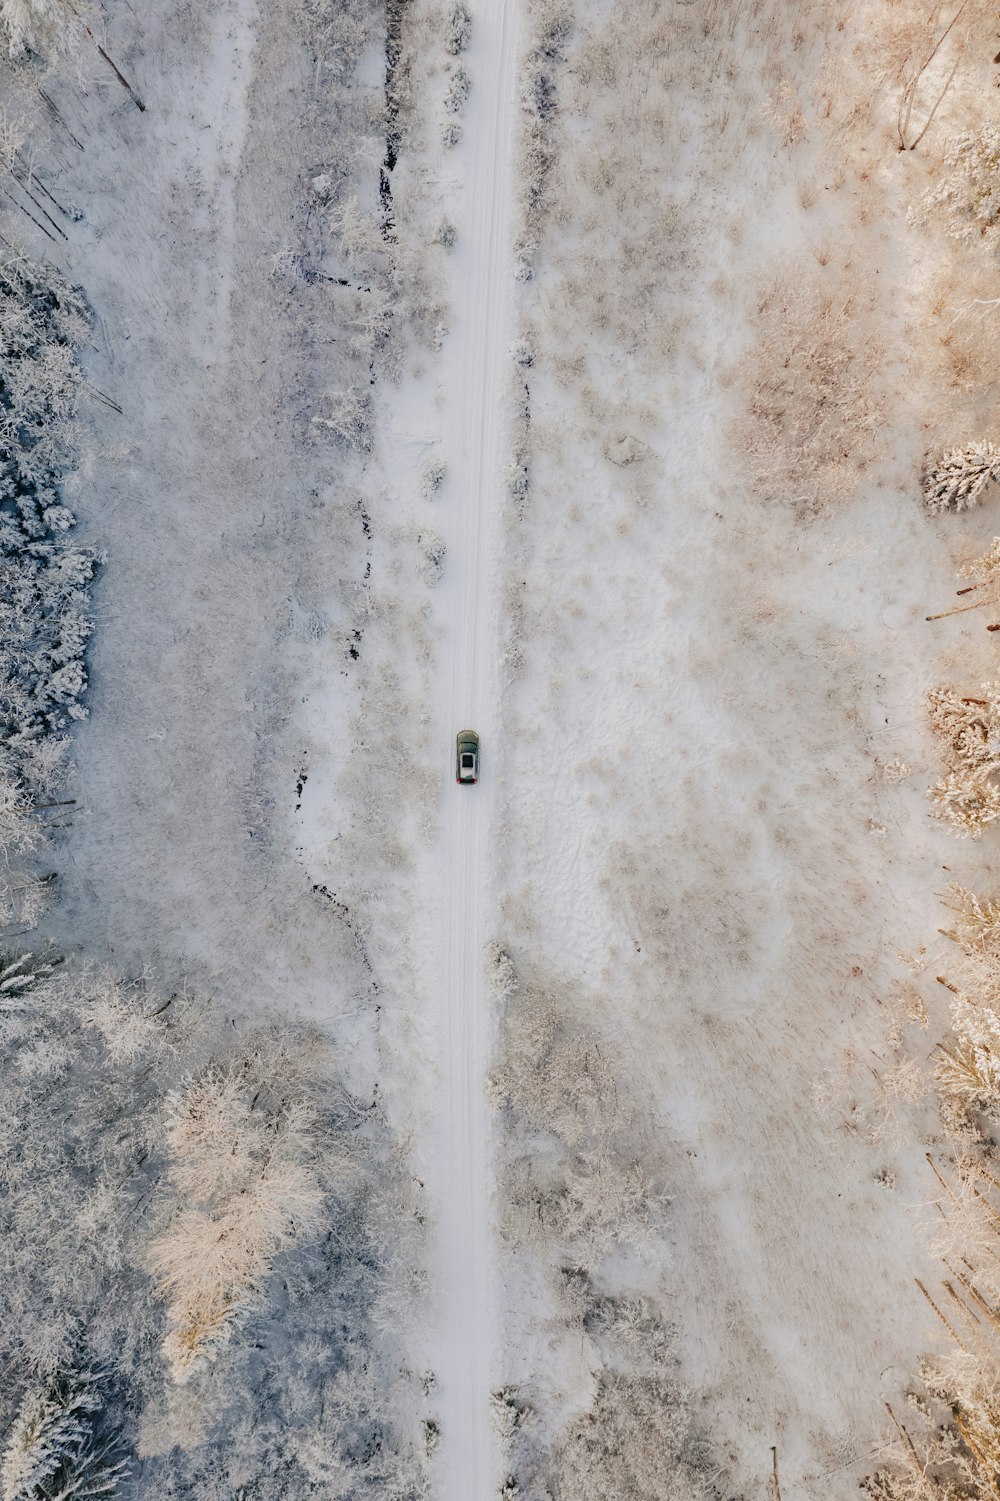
[926,682,1000,836]
[1,1368,127,1501]
[911,124,1000,247]
[923,443,1000,514]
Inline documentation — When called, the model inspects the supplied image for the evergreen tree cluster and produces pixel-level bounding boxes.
[0,258,96,797]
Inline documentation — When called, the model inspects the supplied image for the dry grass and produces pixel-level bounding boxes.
[739,265,885,516]
[865,878,1000,1496]
[489,955,707,1499]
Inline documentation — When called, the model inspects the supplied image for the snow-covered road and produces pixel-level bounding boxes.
[432,2,519,1495]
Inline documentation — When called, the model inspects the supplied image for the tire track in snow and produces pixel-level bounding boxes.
[437,1,519,1497]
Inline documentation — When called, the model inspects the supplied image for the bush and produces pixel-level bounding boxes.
[913,125,1000,251]
[740,271,884,515]
[926,683,1000,836]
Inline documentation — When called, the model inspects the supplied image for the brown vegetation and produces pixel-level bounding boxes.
[740,269,885,516]
[866,886,1000,1498]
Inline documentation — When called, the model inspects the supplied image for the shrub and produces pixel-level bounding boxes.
[926,683,1000,836]
[913,125,1000,250]
[741,272,884,515]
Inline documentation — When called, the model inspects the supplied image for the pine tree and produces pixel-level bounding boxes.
[1,1369,127,1501]
[923,443,1000,514]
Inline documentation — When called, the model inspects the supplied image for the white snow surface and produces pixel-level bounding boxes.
[17,0,386,1050]
[426,4,519,1495]
[374,0,523,1492]
[489,2,1000,1496]
[8,0,1000,1496]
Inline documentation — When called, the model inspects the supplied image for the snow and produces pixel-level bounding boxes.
[7,0,1000,1495]
[422,1,520,1491]
[486,1,1000,1494]
[19,0,381,1040]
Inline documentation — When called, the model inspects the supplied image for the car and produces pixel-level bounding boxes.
[456,729,479,784]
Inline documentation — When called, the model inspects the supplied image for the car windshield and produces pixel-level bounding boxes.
[462,754,474,767]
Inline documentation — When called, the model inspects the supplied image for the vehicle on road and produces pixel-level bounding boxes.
[456,729,479,784]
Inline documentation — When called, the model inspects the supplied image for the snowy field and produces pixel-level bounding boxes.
[5,0,1000,1497]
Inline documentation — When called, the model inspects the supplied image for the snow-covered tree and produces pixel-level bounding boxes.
[148,1049,325,1382]
[0,258,88,482]
[945,881,1000,953]
[444,65,470,115]
[416,529,445,585]
[0,258,97,795]
[0,775,55,933]
[923,443,1000,514]
[0,0,86,64]
[311,388,372,452]
[0,1,142,109]
[445,1,471,55]
[913,125,1000,249]
[484,939,516,999]
[1,1369,127,1501]
[0,957,429,1493]
[926,883,1000,1128]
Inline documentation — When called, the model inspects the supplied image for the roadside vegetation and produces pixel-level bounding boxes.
[486,946,708,1501]
[0,1,436,1496]
[497,0,1000,1496]
[826,3,1000,1497]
